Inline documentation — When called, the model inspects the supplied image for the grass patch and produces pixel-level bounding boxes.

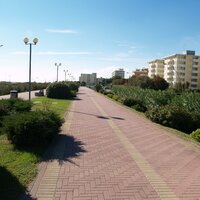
[32,96,71,117]
[0,97,72,199]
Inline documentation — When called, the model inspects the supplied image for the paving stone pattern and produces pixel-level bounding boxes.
[25,87,200,200]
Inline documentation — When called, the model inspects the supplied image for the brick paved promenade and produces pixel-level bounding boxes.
[25,87,200,200]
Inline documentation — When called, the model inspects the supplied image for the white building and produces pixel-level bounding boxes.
[79,73,97,86]
[148,50,200,90]
[112,68,125,79]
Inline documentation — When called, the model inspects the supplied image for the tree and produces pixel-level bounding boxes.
[128,76,153,89]
[150,76,169,90]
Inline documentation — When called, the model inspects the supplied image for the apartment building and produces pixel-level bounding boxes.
[148,50,200,90]
[112,68,125,79]
[148,59,164,78]
[79,73,97,86]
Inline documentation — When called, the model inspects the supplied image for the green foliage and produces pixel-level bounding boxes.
[3,111,63,147]
[0,98,32,113]
[128,76,153,89]
[190,129,200,142]
[112,78,125,85]
[145,105,198,133]
[107,93,113,98]
[46,82,73,99]
[94,84,103,92]
[150,76,169,90]
[80,81,86,86]
[112,85,200,133]
[68,82,79,92]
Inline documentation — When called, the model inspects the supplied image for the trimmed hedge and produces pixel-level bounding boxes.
[2,111,63,147]
[46,82,73,99]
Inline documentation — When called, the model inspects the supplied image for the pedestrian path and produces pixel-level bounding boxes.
[25,87,200,200]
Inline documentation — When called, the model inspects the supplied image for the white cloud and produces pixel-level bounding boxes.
[46,29,78,34]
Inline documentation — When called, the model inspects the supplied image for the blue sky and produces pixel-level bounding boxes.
[1,0,200,82]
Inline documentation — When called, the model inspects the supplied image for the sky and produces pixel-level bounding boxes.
[1,0,200,82]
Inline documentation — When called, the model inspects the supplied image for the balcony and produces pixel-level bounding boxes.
[150,64,156,68]
[177,58,186,62]
[193,59,199,62]
[191,76,198,79]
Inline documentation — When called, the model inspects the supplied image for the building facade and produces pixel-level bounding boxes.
[148,51,200,90]
[133,68,148,77]
[79,73,97,86]
[112,68,125,79]
[148,59,164,78]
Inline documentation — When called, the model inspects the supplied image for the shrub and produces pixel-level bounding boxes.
[190,129,200,142]
[145,105,196,133]
[3,111,63,147]
[107,93,113,98]
[131,104,147,112]
[0,98,32,113]
[46,82,73,99]
[122,97,137,107]
[0,104,9,118]
[94,84,103,92]
[112,95,120,101]
[68,82,79,92]
[150,76,169,90]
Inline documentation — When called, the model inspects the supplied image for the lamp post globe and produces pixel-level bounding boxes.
[24,37,38,100]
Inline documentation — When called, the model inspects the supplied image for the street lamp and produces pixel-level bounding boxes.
[24,37,38,100]
[55,63,61,82]
[63,69,68,81]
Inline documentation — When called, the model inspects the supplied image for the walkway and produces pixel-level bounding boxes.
[25,87,200,200]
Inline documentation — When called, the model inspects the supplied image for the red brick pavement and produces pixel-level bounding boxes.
[25,87,200,200]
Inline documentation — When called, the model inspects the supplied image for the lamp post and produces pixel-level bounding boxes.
[24,37,38,100]
[55,63,61,82]
[63,69,68,81]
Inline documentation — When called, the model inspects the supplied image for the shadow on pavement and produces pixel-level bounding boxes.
[21,134,86,200]
[42,134,86,166]
[69,110,125,120]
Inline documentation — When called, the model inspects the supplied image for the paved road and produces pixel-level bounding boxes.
[0,90,45,100]
[25,87,200,200]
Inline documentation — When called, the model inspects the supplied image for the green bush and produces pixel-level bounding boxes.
[190,129,200,142]
[0,104,9,118]
[0,98,32,113]
[107,93,113,98]
[46,82,73,99]
[145,105,196,133]
[2,111,63,147]
[112,95,120,101]
[94,84,103,92]
[68,82,79,92]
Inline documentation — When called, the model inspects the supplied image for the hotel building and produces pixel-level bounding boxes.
[148,50,200,90]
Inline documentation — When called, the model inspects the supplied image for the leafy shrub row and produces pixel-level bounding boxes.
[104,86,200,134]
[2,111,63,147]
[145,105,200,133]
[46,82,79,99]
